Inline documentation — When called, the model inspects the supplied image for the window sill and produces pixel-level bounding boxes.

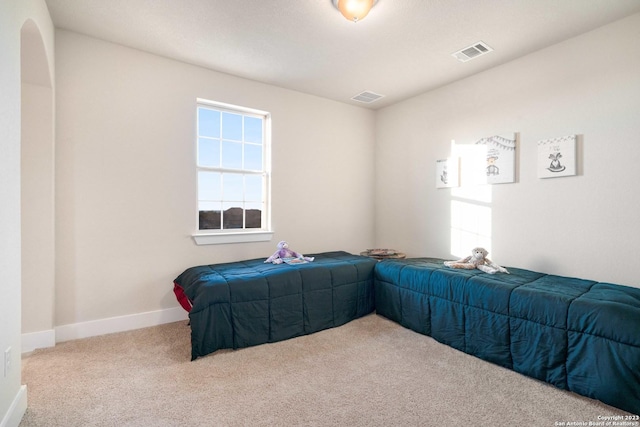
[192,231,274,245]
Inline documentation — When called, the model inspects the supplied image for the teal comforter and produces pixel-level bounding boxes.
[174,251,376,360]
[374,257,640,415]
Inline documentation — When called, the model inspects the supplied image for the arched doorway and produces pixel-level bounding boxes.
[21,19,55,350]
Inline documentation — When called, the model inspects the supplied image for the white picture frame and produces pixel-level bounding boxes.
[436,158,459,189]
[537,135,577,178]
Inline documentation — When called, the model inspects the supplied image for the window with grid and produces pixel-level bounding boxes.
[196,100,270,234]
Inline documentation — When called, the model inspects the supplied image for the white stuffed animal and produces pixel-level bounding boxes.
[444,247,509,275]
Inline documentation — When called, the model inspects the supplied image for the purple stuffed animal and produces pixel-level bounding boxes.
[265,241,314,264]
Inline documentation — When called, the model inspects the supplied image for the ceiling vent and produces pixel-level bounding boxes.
[351,91,385,104]
[452,41,493,62]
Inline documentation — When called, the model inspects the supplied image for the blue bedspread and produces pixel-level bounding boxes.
[174,251,377,360]
[374,257,640,415]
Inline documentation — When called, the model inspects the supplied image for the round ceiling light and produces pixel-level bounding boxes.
[332,0,379,23]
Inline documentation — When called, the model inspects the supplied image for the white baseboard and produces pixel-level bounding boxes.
[22,329,55,354]
[55,306,189,343]
[21,307,189,353]
[0,385,27,427]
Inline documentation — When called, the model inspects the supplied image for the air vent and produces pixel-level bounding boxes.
[351,91,385,104]
[452,41,493,62]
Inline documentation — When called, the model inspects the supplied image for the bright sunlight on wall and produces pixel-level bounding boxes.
[450,142,492,258]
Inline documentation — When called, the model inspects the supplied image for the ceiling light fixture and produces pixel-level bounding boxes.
[332,0,378,23]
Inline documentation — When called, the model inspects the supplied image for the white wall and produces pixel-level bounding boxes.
[0,1,54,425]
[21,81,55,335]
[375,13,640,287]
[54,30,376,327]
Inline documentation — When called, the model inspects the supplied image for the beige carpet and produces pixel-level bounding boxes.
[20,314,631,426]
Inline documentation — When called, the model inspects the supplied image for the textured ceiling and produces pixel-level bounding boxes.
[44,0,640,109]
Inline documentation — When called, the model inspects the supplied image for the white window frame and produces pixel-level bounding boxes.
[192,98,273,245]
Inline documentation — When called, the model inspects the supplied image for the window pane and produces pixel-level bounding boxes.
[198,138,220,167]
[222,202,243,229]
[198,171,221,201]
[222,141,242,169]
[198,108,220,138]
[222,112,242,140]
[244,117,263,144]
[245,202,262,229]
[245,175,263,202]
[244,144,262,171]
[222,173,243,201]
[199,202,221,230]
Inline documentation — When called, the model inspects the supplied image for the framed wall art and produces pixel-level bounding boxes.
[474,134,517,184]
[537,135,577,178]
[436,158,459,189]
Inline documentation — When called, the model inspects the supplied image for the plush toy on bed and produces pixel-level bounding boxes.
[265,241,315,264]
[444,247,509,274]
